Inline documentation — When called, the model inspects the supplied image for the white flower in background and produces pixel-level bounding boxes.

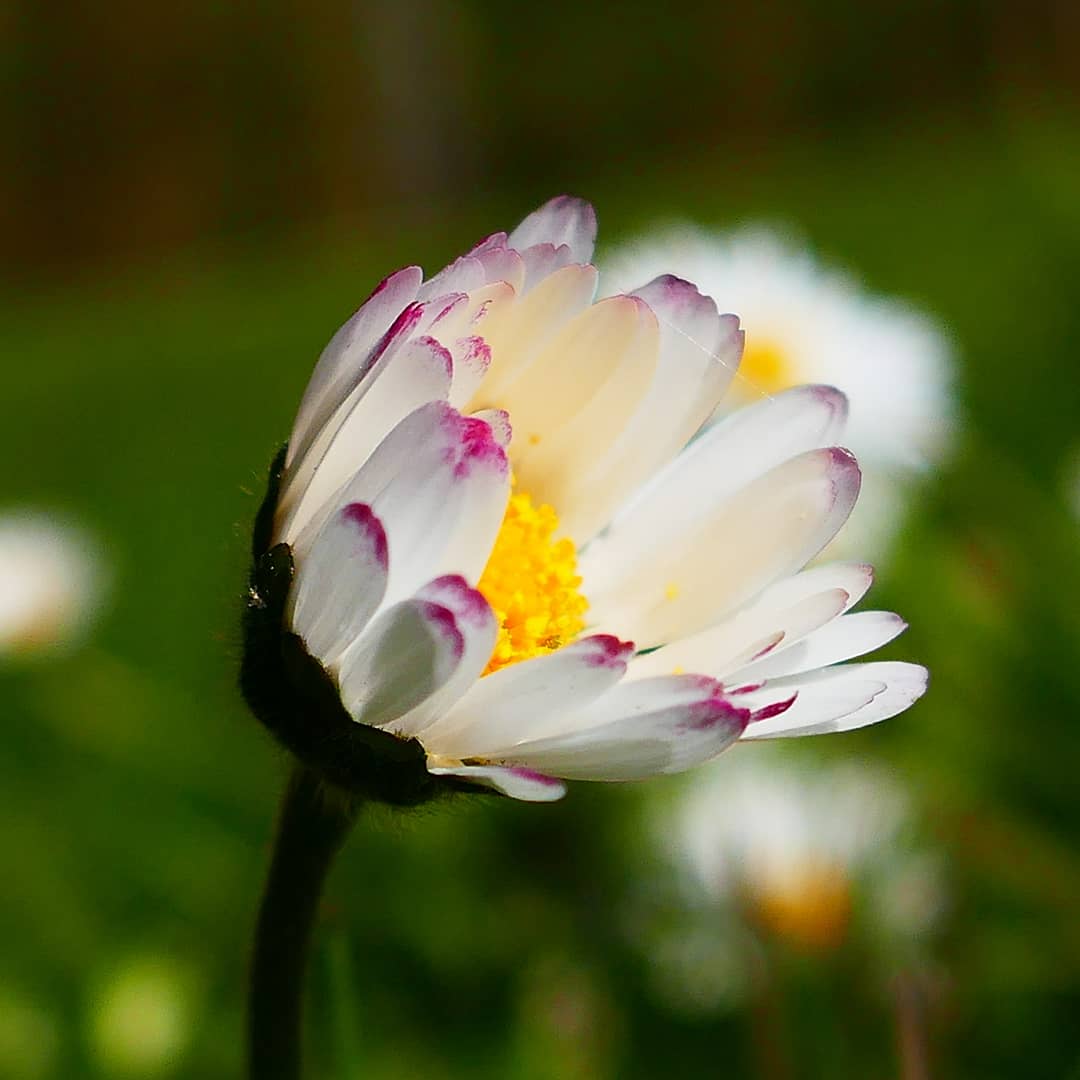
[603,226,955,561]
[668,748,946,952]
[0,512,104,657]
[270,196,927,803]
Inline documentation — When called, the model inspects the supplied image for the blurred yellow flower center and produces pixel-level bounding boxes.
[738,338,796,396]
[477,485,588,675]
[751,864,852,952]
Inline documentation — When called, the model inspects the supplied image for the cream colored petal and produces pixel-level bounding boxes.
[580,385,849,598]
[554,278,744,541]
[508,297,659,511]
[586,447,861,649]
[468,263,599,406]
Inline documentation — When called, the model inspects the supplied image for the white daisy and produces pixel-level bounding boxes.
[603,225,955,561]
[666,748,945,952]
[251,197,927,804]
[0,512,104,657]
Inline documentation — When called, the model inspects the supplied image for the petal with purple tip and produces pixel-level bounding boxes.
[427,763,567,802]
[290,402,509,610]
[738,661,927,739]
[508,196,597,264]
[288,501,389,668]
[423,634,636,757]
[553,277,744,541]
[380,574,498,739]
[582,383,852,597]
[279,334,454,542]
[731,610,908,682]
[286,267,423,469]
[586,445,862,649]
[473,675,749,780]
[628,587,850,682]
[337,593,469,728]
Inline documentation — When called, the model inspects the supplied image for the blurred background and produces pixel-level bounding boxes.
[3,1,1080,1076]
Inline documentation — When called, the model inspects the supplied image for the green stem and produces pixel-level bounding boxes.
[248,767,356,1080]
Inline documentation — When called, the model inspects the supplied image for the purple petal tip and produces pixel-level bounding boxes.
[340,503,388,569]
[581,634,635,669]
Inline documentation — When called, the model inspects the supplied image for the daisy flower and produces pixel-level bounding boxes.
[0,511,104,658]
[667,749,946,953]
[603,225,955,560]
[243,197,927,805]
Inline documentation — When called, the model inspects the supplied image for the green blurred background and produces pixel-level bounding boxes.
[3,2,1080,1076]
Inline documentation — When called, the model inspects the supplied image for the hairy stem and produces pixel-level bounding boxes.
[248,767,356,1080]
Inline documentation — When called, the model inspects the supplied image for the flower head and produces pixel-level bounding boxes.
[243,197,927,804]
[0,511,104,658]
[603,225,955,560]
[665,749,946,953]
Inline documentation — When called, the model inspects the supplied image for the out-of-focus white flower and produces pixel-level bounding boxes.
[0,512,104,657]
[261,197,927,804]
[603,226,955,561]
[86,955,197,1077]
[667,748,946,952]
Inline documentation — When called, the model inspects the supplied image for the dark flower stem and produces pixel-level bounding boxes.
[248,767,357,1080]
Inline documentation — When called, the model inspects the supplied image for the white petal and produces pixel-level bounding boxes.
[454,280,517,336]
[447,335,491,408]
[418,256,486,300]
[278,296,431,518]
[288,502,388,668]
[478,675,748,780]
[731,610,907,682]
[286,267,422,468]
[553,278,745,540]
[586,446,862,649]
[518,243,577,291]
[581,384,850,595]
[808,662,927,733]
[280,334,453,542]
[469,263,599,407]
[630,275,743,413]
[508,296,660,508]
[628,588,849,681]
[628,564,880,683]
[292,403,509,607]
[337,592,467,728]
[746,562,874,614]
[423,635,635,758]
[508,196,597,264]
[427,763,566,802]
[381,575,498,738]
[470,238,526,292]
[738,661,927,739]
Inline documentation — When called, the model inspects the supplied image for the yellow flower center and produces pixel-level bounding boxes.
[477,485,588,675]
[737,338,796,397]
[751,863,852,952]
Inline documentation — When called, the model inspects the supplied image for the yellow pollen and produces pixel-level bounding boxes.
[477,484,588,675]
[738,338,796,397]
[664,581,680,601]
